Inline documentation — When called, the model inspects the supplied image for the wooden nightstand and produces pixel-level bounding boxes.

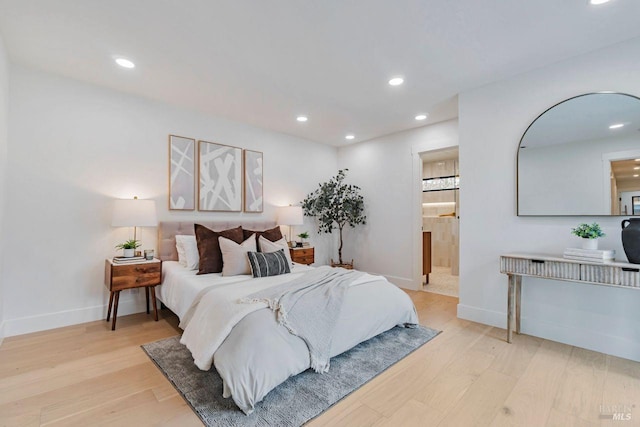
[290,247,314,265]
[104,258,162,330]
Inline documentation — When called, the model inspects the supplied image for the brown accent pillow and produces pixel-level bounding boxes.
[194,224,244,274]
[243,226,283,246]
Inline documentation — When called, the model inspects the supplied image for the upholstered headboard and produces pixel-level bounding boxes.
[157,220,278,261]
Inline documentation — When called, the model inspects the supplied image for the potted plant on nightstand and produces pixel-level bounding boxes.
[571,223,605,250]
[302,169,366,268]
[297,231,309,247]
[115,239,141,257]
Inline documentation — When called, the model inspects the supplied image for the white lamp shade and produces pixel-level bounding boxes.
[277,206,304,226]
[112,198,158,227]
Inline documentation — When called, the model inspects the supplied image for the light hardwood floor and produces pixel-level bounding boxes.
[0,291,638,426]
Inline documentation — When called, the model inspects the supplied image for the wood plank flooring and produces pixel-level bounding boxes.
[0,291,638,426]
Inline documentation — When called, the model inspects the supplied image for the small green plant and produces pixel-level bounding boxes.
[571,223,605,239]
[297,232,310,240]
[115,239,141,250]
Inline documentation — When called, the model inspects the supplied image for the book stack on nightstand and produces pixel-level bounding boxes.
[112,256,145,264]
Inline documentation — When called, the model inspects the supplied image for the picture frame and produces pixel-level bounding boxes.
[243,149,263,213]
[198,140,243,212]
[168,135,196,210]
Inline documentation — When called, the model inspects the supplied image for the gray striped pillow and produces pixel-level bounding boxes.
[247,249,291,278]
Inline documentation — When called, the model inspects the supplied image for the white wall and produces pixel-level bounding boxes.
[459,37,640,362]
[0,34,9,342]
[337,119,459,289]
[3,64,337,336]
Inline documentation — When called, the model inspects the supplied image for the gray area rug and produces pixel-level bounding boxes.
[142,325,440,426]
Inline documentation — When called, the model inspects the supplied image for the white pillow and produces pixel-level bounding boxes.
[258,236,293,268]
[219,234,257,276]
[175,235,199,270]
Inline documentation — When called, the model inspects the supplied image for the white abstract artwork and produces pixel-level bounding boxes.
[244,150,263,213]
[198,140,242,211]
[169,135,195,210]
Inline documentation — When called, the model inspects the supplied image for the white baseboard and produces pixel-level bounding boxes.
[384,274,419,291]
[457,304,505,329]
[4,296,147,337]
[457,303,640,362]
[0,320,5,347]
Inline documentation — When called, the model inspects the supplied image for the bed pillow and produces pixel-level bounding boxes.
[219,234,257,276]
[258,236,294,268]
[175,235,199,270]
[243,226,283,245]
[247,249,291,278]
[194,224,244,274]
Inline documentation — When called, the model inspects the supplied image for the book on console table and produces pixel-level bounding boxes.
[562,255,615,263]
[563,248,615,260]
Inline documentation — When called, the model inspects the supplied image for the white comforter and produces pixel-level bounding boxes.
[178,266,418,414]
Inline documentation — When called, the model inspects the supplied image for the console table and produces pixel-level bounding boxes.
[500,253,640,343]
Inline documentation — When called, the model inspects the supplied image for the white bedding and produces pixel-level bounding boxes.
[157,261,418,414]
[157,261,314,319]
[165,263,418,414]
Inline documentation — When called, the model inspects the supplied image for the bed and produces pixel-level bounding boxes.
[155,221,418,414]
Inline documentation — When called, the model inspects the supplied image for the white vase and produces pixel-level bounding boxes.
[123,248,135,258]
[581,238,598,250]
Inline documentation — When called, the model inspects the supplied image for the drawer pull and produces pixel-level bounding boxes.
[531,259,545,264]
[622,267,640,272]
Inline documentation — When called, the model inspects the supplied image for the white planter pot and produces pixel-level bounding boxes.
[581,238,598,250]
[123,248,135,258]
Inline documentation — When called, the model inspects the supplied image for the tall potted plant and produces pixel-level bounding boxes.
[301,169,366,267]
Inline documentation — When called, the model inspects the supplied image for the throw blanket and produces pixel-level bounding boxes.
[179,267,377,370]
[239,266,364,373]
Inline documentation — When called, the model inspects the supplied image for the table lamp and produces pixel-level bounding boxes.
[277,205,303,247]
[111,196,158,245]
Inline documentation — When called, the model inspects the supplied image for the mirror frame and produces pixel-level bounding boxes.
[517,92,640,216]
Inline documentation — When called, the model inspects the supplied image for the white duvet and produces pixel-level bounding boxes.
[160,262,418,414]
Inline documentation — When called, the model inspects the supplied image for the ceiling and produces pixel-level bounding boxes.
[2,1,640,146]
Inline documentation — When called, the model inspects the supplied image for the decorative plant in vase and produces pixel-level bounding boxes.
[301,169,366,268]
[115,239,141,257]
[571,223,605,250]
[297,231,309,247]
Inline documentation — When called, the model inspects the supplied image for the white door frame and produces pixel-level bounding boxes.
[411,140,459,290]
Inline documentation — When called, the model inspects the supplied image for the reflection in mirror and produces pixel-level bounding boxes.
[517,93,640,216]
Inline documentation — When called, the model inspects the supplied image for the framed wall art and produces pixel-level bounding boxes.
[243,149,263,213]
[198,140,243,212]
[168,135,196,210]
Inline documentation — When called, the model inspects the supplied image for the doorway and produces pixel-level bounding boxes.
[420,148,459,297]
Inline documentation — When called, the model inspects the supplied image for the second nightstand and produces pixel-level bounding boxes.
[104,258,162,330]
[289,247,314,265]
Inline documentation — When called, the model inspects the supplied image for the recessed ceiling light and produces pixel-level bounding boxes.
[634,174,639,178]
[589,0,611,5]
[415,114,428,121]
[115,58,135,69]
[345,134,355,140]
[388,77,404,86]
[635,158,640,162]
[296,115,308,122]
[609,123,624,129]
[634,167,640,170]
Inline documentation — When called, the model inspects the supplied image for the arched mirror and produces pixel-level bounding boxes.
[517,92,640,216]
